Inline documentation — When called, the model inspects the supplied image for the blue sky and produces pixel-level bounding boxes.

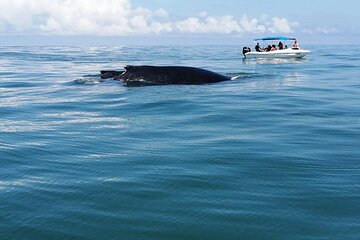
[0,0,359,45]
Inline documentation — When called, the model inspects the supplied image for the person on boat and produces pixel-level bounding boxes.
[271,45,277,51]
[292,40,299,49]
[255,43,263,52]
[278,41,284,50]
[284,45,288,49]
[266,45,271,51]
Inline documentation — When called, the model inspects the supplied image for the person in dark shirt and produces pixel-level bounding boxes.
[278,41,284,50]
[255,43,263,52]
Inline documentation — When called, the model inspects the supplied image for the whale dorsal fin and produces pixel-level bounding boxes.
[124,65,134,71]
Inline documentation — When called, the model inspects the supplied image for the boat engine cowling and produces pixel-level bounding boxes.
[243,47,251,57]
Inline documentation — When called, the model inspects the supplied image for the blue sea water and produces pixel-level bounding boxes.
[0,45,360,240]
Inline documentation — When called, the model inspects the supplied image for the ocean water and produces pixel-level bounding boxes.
[0,45,359,240]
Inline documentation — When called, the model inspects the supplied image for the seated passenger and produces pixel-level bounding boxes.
[292,40,299,49]
[266,45,272,51]
[284,45,288,49]
[271,44,277,51]
[278,41,284,50]
[255,43,263,52]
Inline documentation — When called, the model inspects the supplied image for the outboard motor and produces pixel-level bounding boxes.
[242,47,251,57]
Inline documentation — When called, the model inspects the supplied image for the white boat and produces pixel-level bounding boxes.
[243,36,311,59]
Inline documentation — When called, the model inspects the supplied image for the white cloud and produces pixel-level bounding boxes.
[154,8,169,18]
[0,0,298,36]
[175,16,241,34]
[239,15,266,33]
[316,27,338,34]
[269,17,297,33]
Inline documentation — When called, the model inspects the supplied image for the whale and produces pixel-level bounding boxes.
[100,70,124,79]
[100,65,230,86]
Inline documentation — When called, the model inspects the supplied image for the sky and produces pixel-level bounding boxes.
[0,0,359,45]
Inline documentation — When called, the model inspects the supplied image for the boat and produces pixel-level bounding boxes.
[243,36,311,59]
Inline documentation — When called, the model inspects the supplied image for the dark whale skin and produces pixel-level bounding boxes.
[113,65,230,86]
[100,70,125,79]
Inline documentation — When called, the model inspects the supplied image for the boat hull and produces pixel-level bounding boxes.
[245,49,310,59]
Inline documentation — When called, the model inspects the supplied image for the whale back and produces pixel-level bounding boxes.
[116,65,230,86]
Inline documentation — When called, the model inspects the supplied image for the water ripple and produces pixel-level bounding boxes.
[1,45,360,240]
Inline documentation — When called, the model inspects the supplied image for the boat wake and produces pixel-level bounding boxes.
[243,58,309,65]
[73,74,103,85]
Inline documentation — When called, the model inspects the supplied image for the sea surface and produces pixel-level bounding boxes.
[0,45,359,240]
